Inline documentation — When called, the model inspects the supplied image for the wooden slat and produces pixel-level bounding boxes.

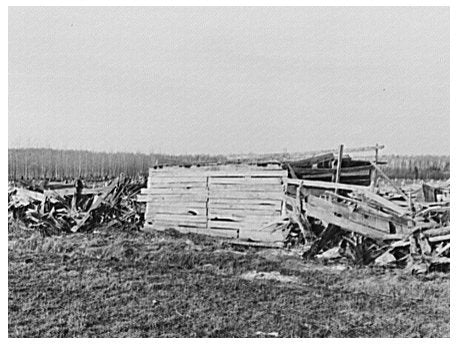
[208,178,282,185]
[207,216,279,228]
[209,205,280,212]
[146,209,206,217]
[209,191,283,200]
[208,208,281,218]
[148,219,206,227]
[210,203,280,211]
[139,194,208,202]
[147,182,207,189]
[141,188,207,194]
[203,228,239,238]
[143,203,208,211]
[145,204,206,211]
[423,226,450,237]
[207,220,241,230]
[148,177,207,182]
[208,195,284,207]
[209,185,282,192]
[428,234,450,243]
[150,170,286,178]
[287,178,369,192]
[44,187,105,197]
[144,220,208,229]
[140,192,208,199]
[286,145,384,157]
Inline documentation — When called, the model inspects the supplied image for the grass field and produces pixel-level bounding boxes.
[8,224,449,338]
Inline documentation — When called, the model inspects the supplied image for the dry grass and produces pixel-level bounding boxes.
[8,224,449,338]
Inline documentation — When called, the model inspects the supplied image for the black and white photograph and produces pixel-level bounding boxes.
[7,4,451,338]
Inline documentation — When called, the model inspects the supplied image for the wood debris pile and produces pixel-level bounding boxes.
[8,176,146,235]
[280,150,450,274]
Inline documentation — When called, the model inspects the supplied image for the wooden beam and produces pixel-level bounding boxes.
[428,234,450,243]
[287,163,298,179]
[359,191,410,217]
[307,195,392,233]
[288,145,385,157]
[302,199,402,241]
[423,226,450,238]
[369,161,410,203]
[286,178,370,192]
[334,144,344,193]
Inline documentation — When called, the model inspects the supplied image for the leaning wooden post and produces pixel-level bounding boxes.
[334,144,344,193]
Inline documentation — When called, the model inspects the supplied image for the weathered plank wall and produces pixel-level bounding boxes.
[139,166,287,242]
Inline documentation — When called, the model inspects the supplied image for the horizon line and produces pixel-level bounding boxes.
[7,145,451,158]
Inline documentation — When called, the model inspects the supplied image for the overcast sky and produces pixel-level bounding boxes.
[9,6,449,155]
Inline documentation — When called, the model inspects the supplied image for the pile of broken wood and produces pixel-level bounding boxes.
[8,176,146,235]
[281,177,450,274]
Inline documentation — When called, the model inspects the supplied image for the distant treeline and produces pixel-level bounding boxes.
[379,155,449,180]
[8,148,226,181]
[8,148,449,181]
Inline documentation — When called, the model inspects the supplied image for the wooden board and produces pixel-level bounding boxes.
[146,209,206,217]
[208,178,283,185]
[139,194,209,202]
[207,220,241,230]
[208,191,283,200]
[204,228,239,238]
[208,209,280,219]
[209,199,282,207]
[208,185,283,192]
[209,205,281,213]
[148,177,207,182]
[44,187,105,197]
[306,195,391,233]
[143,200,206,207]
[150,171,286,178]
[141,188,207,194]
[146,182,207,189]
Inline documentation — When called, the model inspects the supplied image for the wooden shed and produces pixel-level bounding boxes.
[138,165,288,242]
